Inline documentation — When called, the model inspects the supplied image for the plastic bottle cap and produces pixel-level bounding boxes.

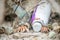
[32,22,42,32]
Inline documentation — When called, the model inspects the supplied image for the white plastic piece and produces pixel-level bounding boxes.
[32,22,42,32]
[35,1,51,26]
[31,0,51,32]
[12,5,27,19]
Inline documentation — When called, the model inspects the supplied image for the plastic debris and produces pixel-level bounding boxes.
[31,0,51,32]
[12,5,28,19]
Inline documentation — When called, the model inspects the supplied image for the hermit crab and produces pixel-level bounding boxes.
[16,23,30,32]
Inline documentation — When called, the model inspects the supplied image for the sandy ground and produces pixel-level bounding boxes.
[0,32,60,40]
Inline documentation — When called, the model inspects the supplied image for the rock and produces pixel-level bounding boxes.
[48,31,56,39]
[23,38,30,40]
[52,22,60,30]
[52,22,59,27]
[31,37,41,40]
[53,26,60,31]
[0,27,5,34]
[1,23,14,34]
[0,0,5,24]
[52,22,60,33]
[9,33,23,39]
[21,0,41,12]
[5,26,13,34]
[47,24,53,30]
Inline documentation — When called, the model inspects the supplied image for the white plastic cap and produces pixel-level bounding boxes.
[32,22,42,32]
